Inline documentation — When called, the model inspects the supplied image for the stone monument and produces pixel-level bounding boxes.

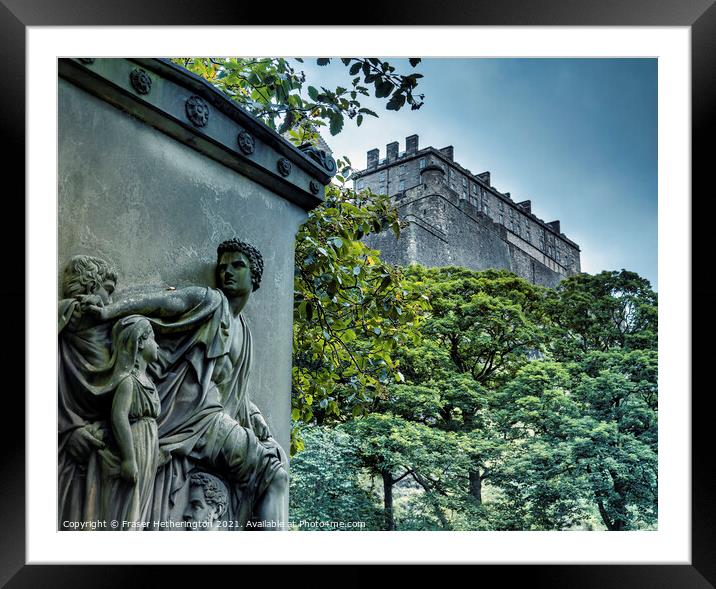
[57,58,336,530]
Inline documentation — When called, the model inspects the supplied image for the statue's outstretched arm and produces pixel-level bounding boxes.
[88,286,208,322]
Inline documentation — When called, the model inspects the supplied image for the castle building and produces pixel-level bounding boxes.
[352,135,581,288]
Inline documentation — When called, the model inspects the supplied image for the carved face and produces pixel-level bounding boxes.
[94,280,115,305]
[140,329,159,363]
[217,251,253,298]
[183,485,220,531]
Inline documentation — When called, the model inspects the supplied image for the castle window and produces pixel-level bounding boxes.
[356,180,365,190]
[399,164,405,176]
[462,177,467,187]
[499,213,504,224]
[498,200,504,211]
[419,158,426,169]
[379,173,385,184]
[399,179,405,191]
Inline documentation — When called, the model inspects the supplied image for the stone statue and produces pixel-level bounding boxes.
[99,316,163,530]
[183,472,229,531]
[58,255,119,527]
[58,240,288,530]
[58,260,164,530]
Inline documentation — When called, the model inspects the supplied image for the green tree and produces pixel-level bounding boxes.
[570,350,658,530]
[338,267,657,531]
[491,361,594,529]
[334,267,549,529]
[491,270,658,531]
[344,413,472,530]
[289,425,382,530]
[545,270,657,360]
[292,180,425,449]
[401,266,548,506]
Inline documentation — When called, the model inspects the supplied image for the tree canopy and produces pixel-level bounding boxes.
[291,268,658,531]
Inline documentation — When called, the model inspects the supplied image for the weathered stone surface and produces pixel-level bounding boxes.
[59,79,304,446]
[57,59,333,531]
[355,136,581,287]
[364,181,565,288]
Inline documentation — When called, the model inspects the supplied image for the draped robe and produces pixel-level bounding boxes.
[58,287,284,529]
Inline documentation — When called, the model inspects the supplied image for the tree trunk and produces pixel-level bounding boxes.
[469,469,482,503]
[596,494,627,531]
[430,499,451,530]
[382,468,396,531]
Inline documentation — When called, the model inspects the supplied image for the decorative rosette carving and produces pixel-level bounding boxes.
[309,180,322,195]
[130,68,152,95]
[185,95,210,127]
[237,130,255,155]
[277,158,291,177]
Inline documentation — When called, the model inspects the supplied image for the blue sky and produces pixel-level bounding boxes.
[300,58,658,290]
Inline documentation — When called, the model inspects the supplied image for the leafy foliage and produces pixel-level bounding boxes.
[292,267,658,531]
[174,57,428,455]
[172,57,423,143]
[289,426,382,530]
[545,270,657,359]
[291,179,426,453]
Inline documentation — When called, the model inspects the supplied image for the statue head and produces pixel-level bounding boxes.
[183,472,229,531]
[110,316,159,378]
[62,255,117,305]
[216,238,263,293]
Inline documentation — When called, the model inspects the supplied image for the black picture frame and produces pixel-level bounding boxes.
[4,0,711,585]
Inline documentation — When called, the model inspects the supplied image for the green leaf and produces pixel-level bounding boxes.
[277,110,294,134]
[358,107,378,117]
[375,79,394,98]
[308,86,319,101]
[317,58,331,66]
[329,113,344,136]
[386,92,406,111]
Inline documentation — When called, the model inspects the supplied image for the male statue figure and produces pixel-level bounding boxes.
[87,238,288,529]
[183,472,230,531]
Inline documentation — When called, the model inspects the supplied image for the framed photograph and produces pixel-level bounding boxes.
[6,0,711,584]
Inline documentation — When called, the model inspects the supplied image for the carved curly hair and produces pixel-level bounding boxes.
[62,255,118,299]
[216,238,264,292]
[189,472,229,517]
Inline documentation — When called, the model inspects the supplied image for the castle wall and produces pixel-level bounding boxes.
[355,136,582,281]
[365,181,564,288]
